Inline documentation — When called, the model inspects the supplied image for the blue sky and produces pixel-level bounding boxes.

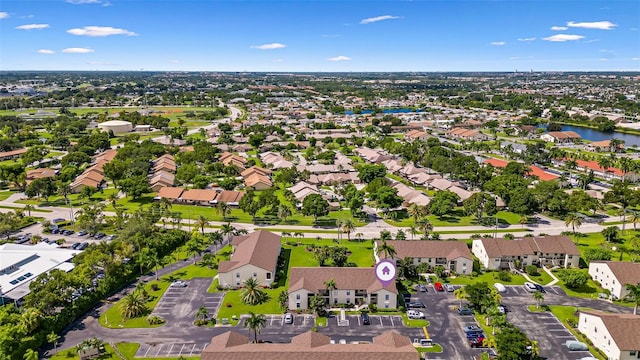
[1,0,639,71]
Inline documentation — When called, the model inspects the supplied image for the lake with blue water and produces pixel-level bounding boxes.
[560,125,640,147]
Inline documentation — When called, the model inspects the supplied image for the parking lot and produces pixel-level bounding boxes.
[240,313,316,328]
[136,342,209,358]
[507,305,594,359]
[325,314,404,327]
[151,278,222,325]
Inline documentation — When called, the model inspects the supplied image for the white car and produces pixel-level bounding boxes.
[407,310,426,319]
[444,284,454,292]
[171,280,187,287]
[494,283,506,293]
[524,282,537,292]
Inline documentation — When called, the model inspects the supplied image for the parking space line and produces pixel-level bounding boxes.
[379,316,383,326]
[167,343,174,355]
[155,344,164,357]
[144,345,151,357]
[179,344,185,355]
[189,344,196,356]
[390,316,395,327]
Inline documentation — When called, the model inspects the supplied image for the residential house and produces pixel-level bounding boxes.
[288,267,398,310]
[155,187,184,202]
[179,189,217,206]
[289,181,320,202]
[218,230,281,288]
[588,261,640,300]
[212,190,245,206]
[585,140,624,153]
[244,173,272,190]
[578,310,640,360]
[26,168,56,184]
[0,148,27,161]
[540,131,582,144]
[375,240,472,275]
[472,235,580,270]
[201,330,419,360]
[219,152,247,169]
[404,129,430,142]
[149,171,175,192]
[391,182,431,207]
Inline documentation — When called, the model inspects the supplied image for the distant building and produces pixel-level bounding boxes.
[588,261,640,300]
[218,231,281,288]
[540,131,581,143]
[375,240,472,275]
[98,120,133,133]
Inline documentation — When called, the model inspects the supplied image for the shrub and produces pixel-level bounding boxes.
[525,265,539,276]
[498,271,512,282]
[146,315,165,325]
[150,284,159,291]
[557,269,589,289]
[226,303,232,308]
[368,304,378,313]
[286,241,298,246]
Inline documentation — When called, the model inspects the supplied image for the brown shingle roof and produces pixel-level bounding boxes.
[593,261,640,286]
[479,235,579,257]
[581,310,640,350]
[218,230,281,273]
[289,267,397,294]
[382,240,472,261]
[180,189,217,202]
[157,186,184,200]
[214,190,245,203]
[201,330,419,360]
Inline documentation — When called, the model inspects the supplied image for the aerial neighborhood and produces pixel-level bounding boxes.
[0,70,639,360]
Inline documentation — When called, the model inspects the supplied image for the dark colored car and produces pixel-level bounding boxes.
[361,312,370,325]
[71,242,81,249]
[534,284,546,293]
[408,301,426,309]
[77,230,88,236]
[458,307,474,315]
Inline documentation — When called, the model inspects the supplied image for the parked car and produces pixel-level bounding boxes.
[468,336,486,348]
[77,242,89,250]
[360,312,370,325]
[534,284,545,293]
[565,340,588,351]
[524,282,537,292]
[444,284,454,292]
[171,280,187,287]
[105,235,117,241]
[457,307,474,315]
[497,305,507,314]
[494,283,506,293]
[52,218,65,224]
[284,313,293,324]
[71,242,81,249]
[77,230,88,236]
[418,284,427,292]
[407,310,425,319]
[408,301,426,309]
[434,282,444,291]
[63,230,74,236]
[463,325,483,333]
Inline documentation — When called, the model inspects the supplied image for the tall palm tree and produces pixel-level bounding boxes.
[119,291,148,319]
[20,307,42,333]
[324,278,337,306]
[195,306,209,321]
[454,286,467,308]
[630,211,640,232]
[23,204,34,217]
[244,311,267,343]
[335,219,343,242]
[417,218,433,239]
[564,213,583,244]
[618,157,634,181]
[216,201,231,221]
[196,215,209,235]
[407,203,423,223]
[625,283,640,315]
[341,219,355,241]
[108,192,119,210]
[533,290,545,309]
[355,232,363,242]
[597,156,612,179]
[376,239,396,260]
[220,223,236,243]
[241,277,269,305]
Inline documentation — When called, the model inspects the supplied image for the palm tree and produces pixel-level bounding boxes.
[47,331,60,354]
[335,219,343,242]
[23,349,38,360]
[278,205,292,224]
[241,277,269,305]
[119,291,148,319]
[196,215,209,235]
[417,218,433,239]
[454,286,467,308]
[355,232,363,242]
[23,204,34,217]
[564,213,583,244]
[108,192,119,210]
[244,311,267,343]
[408,225,419,240]
[597,156,612,179]
[341,219,355,241]
[529,340,540,360]
[376,239,397,260]
[407,203,423,223]
[220,223,236,243]
[294,231,303,245]
[195,306,209,321]
[533,290,544,309]
[625,283,640,315]
[20,307,42,333]
[324,278,337,306]
[630,211,640,232]
[618,157,634,181]
[216,201,231,221]
[159,197,172,213]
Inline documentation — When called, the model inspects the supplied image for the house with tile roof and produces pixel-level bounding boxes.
[218,230,281,288]
[578,310,640,360]
[155,186,184,201]
[201,330,419,360]
[588,261,640,300]
[540,131,582,143]
[375,240,472,275]
[288,267,398,310]
[472,235,580,270]
[179,189,217,205]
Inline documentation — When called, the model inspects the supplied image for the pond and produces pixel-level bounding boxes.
[560,125,640,147]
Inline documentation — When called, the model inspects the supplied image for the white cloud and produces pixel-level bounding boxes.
[16,24,50,30]
[567,21,617,30]
[542,34,585,42]
[491,41,506,46]
[328,55,352,61]
[168,60,180,64]
[599,58,608,61]
[62,47,94,53]
[250,43,286,50]
[360,15,400,24]
[632,58,640,61]
[66,0,101,4]
[551,26,568,31]
[67,26,137,37]
[509,57,520,60]
[0,12,9,19]
[517,37,536,42]
[37,49,55,54]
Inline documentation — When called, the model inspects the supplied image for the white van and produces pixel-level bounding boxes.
[494,283,506,293]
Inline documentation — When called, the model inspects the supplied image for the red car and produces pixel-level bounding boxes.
[434,282,444,291]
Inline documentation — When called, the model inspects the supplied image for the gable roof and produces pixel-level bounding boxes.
[478,235,579,257]
[592,261,640,287]
[382,240,473,261]
[157,186,184,200]
[289,267,397,295]
[218,230,281,273]
[180,189,217,202]
[581,310,640,350]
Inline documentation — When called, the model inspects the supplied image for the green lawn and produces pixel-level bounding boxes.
[216,288,285,324]
[0,191,15,201]
[447,271,527,286]
[384,210,522,227]
[529,268,555,286]
[416,344,444,353]
[99,263,217,328]
[51,342,199,360]
[51,344,120,360]
[283,239,375,268]
[552,269,605,299]
[17,187,120,208]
